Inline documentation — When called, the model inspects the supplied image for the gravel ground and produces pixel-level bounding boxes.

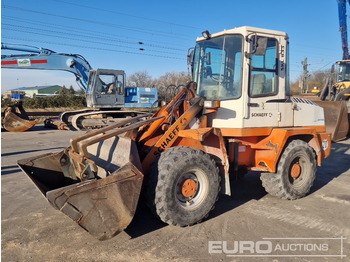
[2,126,349,262]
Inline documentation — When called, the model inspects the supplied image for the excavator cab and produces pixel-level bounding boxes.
[85,69,126,108]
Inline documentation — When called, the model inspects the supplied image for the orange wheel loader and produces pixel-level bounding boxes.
[18,27,331,240]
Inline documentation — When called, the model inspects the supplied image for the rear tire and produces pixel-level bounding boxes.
[260,140,316,200]
[146,146,220,226]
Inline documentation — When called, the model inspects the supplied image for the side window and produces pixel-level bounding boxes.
[86,71,95,95]
[97,74,116,94]
[116,74,124,95]
[249,38,277,97]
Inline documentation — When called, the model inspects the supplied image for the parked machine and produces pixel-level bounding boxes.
[313,0,350,141]
[316,61,350,141]
[299,0,350,142]
[332,0,350,103]
[1,43,158,131]
[18,26,331,241]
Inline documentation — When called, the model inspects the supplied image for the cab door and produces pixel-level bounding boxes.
[244,36,280,128]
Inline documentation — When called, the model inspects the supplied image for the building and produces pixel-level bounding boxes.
[8,85,62,98]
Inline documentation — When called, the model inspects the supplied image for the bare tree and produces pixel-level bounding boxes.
[154,71,192,100]
[155,71,191,88]
[290,68,332,95]
[127,71,154,87]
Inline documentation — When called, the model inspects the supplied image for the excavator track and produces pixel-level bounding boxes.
[70,110,145,130]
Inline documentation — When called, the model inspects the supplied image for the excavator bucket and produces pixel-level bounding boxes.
[315,100,349,142]
[17,115,162,240]
[2,102,38,132]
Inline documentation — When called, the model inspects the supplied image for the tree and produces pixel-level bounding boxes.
[290,68,332,95]
[155,71,191,88]
[127,70,154,87]
[59,85,68,96]
[154,71,192,100]
[307,69,332,91]
[77,88,85,96]
[68,85,75,95]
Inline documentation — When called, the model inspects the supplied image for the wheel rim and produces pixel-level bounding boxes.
[181,179,197,198]
[291,163,301,178]
[288,155,309,189]
[175,168,209,210]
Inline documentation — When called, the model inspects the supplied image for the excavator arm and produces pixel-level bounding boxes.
[1,43,92,92]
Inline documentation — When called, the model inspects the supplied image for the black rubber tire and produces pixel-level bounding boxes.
[335,86,350,101]
[260,140,316,200]
[146,146,220,226]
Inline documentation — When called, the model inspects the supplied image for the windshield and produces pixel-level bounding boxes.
[193,35,243,100]
[338,62,350,82]
[87,72,124,95]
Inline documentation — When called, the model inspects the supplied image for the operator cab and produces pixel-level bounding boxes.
[86,69,125,108]
[190,26,291,129]
[336,60,350,83]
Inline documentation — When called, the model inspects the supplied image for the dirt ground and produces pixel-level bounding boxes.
[1,126,350,262]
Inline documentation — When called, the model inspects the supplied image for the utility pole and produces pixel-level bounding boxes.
[301,57,309,94]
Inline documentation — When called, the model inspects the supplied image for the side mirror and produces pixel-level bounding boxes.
[187,48,194,67]
[187,48,195,77]
[255,37,268,56]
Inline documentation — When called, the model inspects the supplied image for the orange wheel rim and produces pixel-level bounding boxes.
[291,163,301,178]
[181,179,197,198]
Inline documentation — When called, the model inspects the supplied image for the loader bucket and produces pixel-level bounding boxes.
[18,136,144,240]
[2,103,38,132]
[315,100,349,142]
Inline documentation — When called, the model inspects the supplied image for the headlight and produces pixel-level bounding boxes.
[204,100,220,109]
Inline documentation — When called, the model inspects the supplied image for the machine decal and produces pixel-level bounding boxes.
[1,59,48,66]
[154,116,189,156]
[251,112,272,117]
[18,59,31,66]
[155,125,181,156]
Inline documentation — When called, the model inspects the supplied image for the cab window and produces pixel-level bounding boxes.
[249,38,277,97]
[97,74,116,94]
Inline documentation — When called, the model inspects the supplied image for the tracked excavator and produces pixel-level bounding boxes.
[1,43,157,131]
[18,26,331,241]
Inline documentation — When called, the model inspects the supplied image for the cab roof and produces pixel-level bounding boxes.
[196,26,288,42]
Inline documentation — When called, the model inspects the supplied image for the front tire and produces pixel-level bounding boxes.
[146,147,220,226]
[261,140,316,200]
